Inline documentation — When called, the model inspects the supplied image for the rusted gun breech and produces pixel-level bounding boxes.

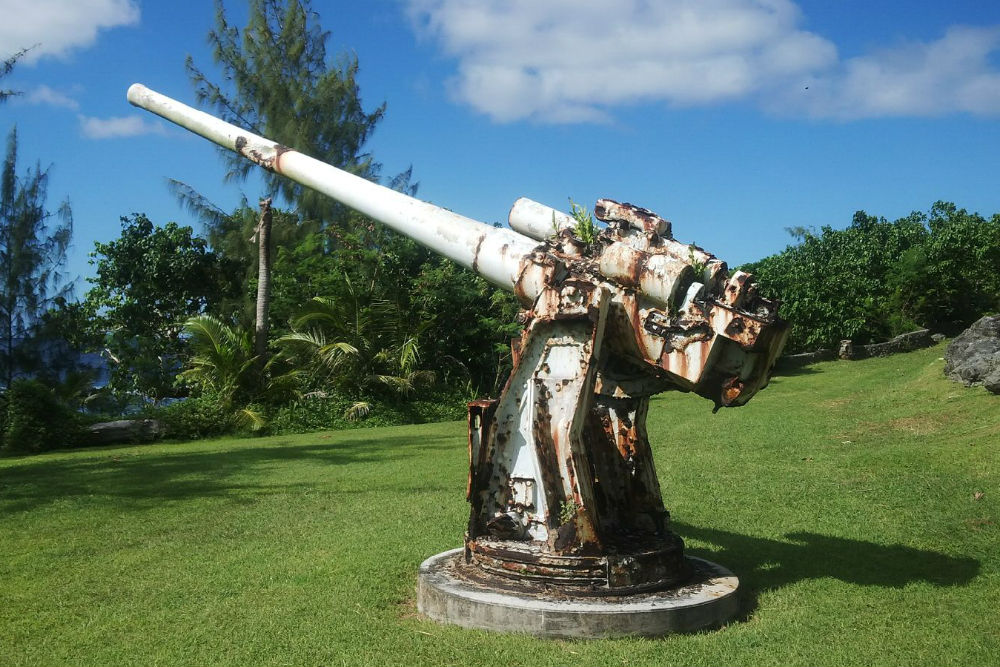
[129,83,788,596]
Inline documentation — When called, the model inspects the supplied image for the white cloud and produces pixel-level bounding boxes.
[787,25,1000,119]
[79,115,165,139]
[0,0,139,63]
[407,0,837,122]
[24,84,79,110]
[406,0,1000,122]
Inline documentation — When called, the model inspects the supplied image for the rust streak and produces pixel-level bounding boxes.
[471,233,486,276]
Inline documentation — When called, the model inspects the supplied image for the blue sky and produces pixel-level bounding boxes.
[2,0,999,290]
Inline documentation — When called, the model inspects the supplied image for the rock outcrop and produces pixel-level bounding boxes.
[860,329,935,358]
[944,315,1000,394]
[86,419,165,445]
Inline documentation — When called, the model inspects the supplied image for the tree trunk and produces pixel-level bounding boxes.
[254,197,273,371]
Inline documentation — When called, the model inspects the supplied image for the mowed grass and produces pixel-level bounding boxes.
[1,343,997,666]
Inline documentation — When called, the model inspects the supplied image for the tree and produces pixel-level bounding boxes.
[84,214,235,402]
[183,0,388,377]
[0,47,30,104]
[890,202,1000,333]
[743,210,927,352]
[744,202,1000,353]
[186,0,384,223]
[167,184,313,326]
[0,127,72,389]
[252,197,273,366]
[182,1,519,401]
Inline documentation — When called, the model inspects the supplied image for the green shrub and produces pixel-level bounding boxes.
[140,388,470,440]
[1,379,81,454]
[267,389,468,435]
[267,394,354,433]
[0,390,8,441]
[147,395,233,441]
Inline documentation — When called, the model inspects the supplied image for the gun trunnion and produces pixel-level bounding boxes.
[129,83,787,595]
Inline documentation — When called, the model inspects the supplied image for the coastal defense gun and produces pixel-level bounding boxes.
[128,84,787,604]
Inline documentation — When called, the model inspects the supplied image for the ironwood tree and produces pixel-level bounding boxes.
[0,127,72,390]
[0,47,29,104]
[186,0,385,224]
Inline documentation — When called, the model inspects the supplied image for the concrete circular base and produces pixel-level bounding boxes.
[416,548,739,639]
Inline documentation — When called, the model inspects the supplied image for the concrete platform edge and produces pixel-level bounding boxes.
[416,548,739,639]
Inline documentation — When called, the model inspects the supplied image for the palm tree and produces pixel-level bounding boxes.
[179,314,299,429]
[278,278,434,417]
[252,197,273,369]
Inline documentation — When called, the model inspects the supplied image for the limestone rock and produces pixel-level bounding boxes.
[985,368,1000,394]
[86,419,165,445]
[944,316,1000,394]
[861,329,934,358]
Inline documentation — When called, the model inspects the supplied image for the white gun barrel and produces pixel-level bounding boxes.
[127,84,538,291]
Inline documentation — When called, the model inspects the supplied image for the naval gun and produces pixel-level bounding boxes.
[128,84,787,601]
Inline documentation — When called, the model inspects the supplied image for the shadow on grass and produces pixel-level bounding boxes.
[676,522,981,620]
[769,363,824,378]
[0,432,461,515]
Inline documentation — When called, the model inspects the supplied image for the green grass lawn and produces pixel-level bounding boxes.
[1,343,997,666]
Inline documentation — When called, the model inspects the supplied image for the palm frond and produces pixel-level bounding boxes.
[398,336,421,375]
[406,369,436,387]
[276,329,326,349]
[344,401,371,421]
[277,329,358,372]
[236,407,267,432]
[180,315,254,400]
[264,369,303,403]
[290,296,344,329]
[372,374,414,395]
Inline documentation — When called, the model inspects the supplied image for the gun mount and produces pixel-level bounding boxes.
[128,84,788,635]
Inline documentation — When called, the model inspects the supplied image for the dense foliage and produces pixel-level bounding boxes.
[744,202,1000,353]
[890,202,1000,334]
[82,214,236,402]
[409,257,522,395]
[0,379,80,453]
[144,394,233,441]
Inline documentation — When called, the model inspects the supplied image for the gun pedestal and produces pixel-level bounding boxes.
[418,206,786,636]
[464,279,688,593]
[127,84,788,639]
